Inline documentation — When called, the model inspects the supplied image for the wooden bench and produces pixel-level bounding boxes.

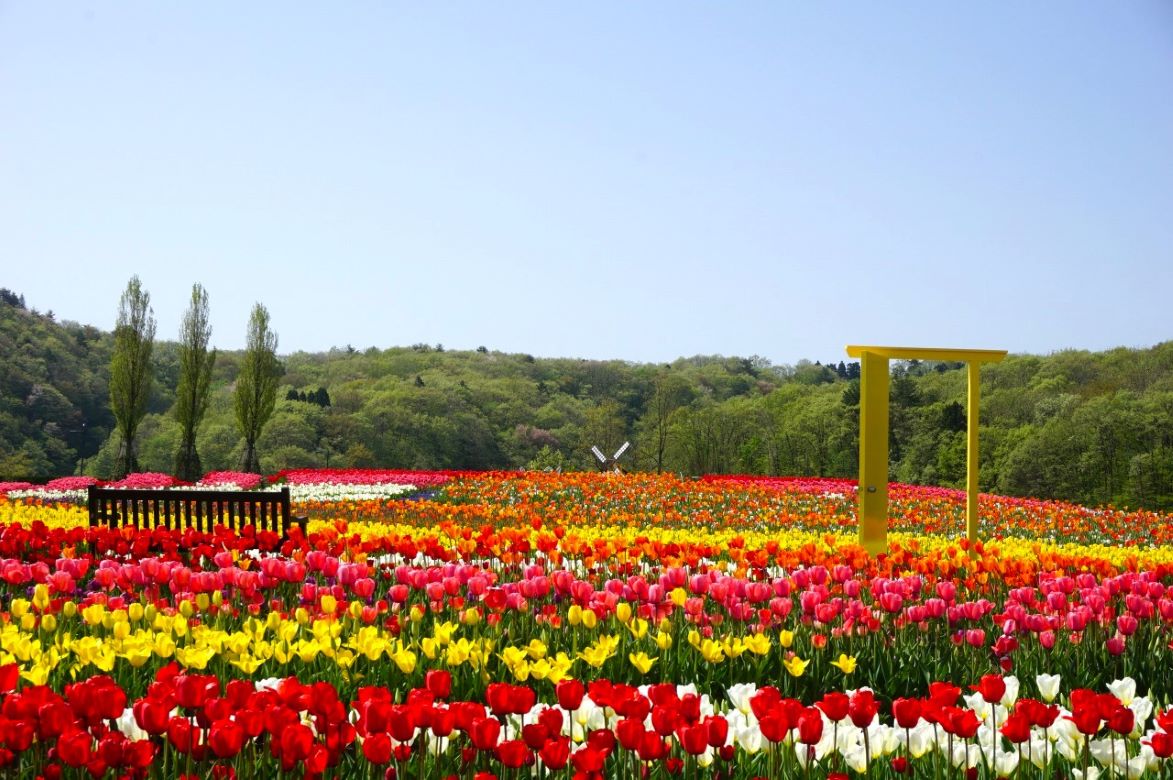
[86,486,307,537]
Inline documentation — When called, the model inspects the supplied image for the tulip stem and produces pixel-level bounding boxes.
[990,702,997,774]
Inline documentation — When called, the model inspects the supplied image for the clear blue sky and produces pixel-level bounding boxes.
[2,2,1171,365]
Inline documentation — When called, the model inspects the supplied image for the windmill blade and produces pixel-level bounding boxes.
[613,441,630,460]
[591,446,607,463]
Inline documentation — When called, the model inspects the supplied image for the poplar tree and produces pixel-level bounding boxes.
[173,283,217,481]
[109,276,156,478]
[234,303,280,474]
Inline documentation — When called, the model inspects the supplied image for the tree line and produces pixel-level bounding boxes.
[1,285,1170,510]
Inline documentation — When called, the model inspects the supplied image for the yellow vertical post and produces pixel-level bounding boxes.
[858,351,890,555]
[966,361,981,545]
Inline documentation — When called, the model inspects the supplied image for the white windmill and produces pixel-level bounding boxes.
[591,441,630,473]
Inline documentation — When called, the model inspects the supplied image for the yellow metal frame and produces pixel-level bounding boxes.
[845,345,1007,555]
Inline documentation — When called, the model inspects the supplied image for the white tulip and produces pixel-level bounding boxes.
[1036,673,1062,703]
[1107,677,1137,706]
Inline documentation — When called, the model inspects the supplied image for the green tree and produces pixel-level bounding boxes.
[109,276,156,478]
[173,284,217,481]
[234,304,280,473]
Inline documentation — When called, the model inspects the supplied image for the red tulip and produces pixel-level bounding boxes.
[1000,713,1031,743]
[124,740,156,769]
[209,719,244,758]
[388,706,417,743]
[586,728,616,756]
[36,699,73,739]
[928,682,961,707]
[943,708,980,739]
[797,709,823,745]
[0,663,18,693]
[651,705,679,737]
[1149,731,1173,759]
[537,707,563,738]
[705,715,729,748]
[167,717,195,754]
[363,733,392,765]
[570,745,606,773]
[174,674,217,710]
[305,743,329,775]
[1068,707,1101,737]
[1107,707,1135,736]
[892,698,922,730]
[496,740,531,768]
[616,718,645,751]
[57,728,93,767]
[555,680,585,711]
[638,732,669,761]
[470,718,501,751]
[425,670,452,700]
[539,736,571,770]
[848,690,878,728]
[133,699,171,735]
[975,675,1006,705]
[430,707,456,738]
[816,692,849,722]
[678,723,709,755]
[279,723,315,762]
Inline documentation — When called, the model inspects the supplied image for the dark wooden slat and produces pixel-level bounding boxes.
[86,487,299,538]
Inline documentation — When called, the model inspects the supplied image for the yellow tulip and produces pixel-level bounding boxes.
[782,654,808,677]
[779,630,794,648]
[32,584,50,612]
[82,604,105,627]
[628,652,658,674]
[616,602,632,624]
[830,654,857,674]
[744,633,771,656]
[655,630,673,651]
[581,610,598,630]
[390,642,417,674]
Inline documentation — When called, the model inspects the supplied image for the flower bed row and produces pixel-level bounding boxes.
[0,666,1170,779]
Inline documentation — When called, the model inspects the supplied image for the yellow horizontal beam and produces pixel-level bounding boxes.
[846,345,1007,363]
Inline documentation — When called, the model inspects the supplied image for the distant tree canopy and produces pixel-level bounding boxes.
[108,277,156,478]
[1,289,1171,510]
[173,283,216,481]
[235,303,280,474]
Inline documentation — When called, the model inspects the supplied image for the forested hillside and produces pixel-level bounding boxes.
[2,290,1171,509]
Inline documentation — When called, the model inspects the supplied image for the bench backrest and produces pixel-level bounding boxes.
[86,486,302,536]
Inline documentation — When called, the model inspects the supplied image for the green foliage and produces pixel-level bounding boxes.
[3,285,1172,510]
[234,304,280,473]
[173,284,216,480]
[108,276,156,478]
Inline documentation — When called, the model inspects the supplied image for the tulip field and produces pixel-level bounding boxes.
[1,470,1172,779]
